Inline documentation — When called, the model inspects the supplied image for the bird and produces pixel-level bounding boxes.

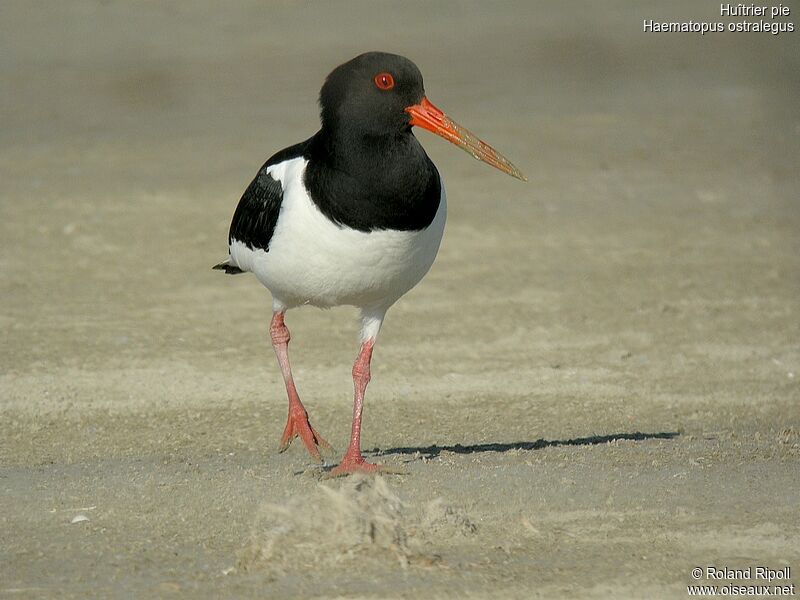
[214,51,525,476]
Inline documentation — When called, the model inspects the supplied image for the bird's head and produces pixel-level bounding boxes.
[319,51,526,181]
[320,52,424,137]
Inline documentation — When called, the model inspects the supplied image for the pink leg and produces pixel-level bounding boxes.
[270,312,333,462]
[328,339,390,476]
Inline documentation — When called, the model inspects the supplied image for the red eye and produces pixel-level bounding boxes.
[374,72,395,90]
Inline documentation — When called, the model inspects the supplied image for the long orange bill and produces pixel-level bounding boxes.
[406,97,527,182]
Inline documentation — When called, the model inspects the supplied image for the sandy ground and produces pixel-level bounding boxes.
[1,1,799,598]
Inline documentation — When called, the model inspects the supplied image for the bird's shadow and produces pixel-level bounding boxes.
[366,431,680,461]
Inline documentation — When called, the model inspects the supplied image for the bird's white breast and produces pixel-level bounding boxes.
[229,157,447,312]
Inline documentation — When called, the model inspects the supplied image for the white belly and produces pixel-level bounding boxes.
[229,156,447,311]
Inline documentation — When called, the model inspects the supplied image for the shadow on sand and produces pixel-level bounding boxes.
[368,431,680,461]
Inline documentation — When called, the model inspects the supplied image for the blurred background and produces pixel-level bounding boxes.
[1,1,798,381]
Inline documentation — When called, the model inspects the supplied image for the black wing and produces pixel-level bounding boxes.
[228,165,284,252]
[214,140,312,273]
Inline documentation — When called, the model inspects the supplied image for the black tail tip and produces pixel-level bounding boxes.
[212,261,245,275]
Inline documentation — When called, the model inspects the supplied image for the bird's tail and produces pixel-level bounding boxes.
[212,258,245,275]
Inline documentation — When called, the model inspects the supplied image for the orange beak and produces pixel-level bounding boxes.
[406,97,527,182]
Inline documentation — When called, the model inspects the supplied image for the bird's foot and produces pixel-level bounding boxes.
[278,407,334,463]
[325,450,407,478]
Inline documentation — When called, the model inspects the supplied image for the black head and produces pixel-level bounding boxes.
[319,52,425,137]
[315,51,527,181]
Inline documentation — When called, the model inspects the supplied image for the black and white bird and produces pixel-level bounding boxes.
[215,52,524,476]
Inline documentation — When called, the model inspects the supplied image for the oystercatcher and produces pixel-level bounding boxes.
[215,52,525,476]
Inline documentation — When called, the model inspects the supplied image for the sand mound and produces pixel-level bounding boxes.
[239,475,476,572]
